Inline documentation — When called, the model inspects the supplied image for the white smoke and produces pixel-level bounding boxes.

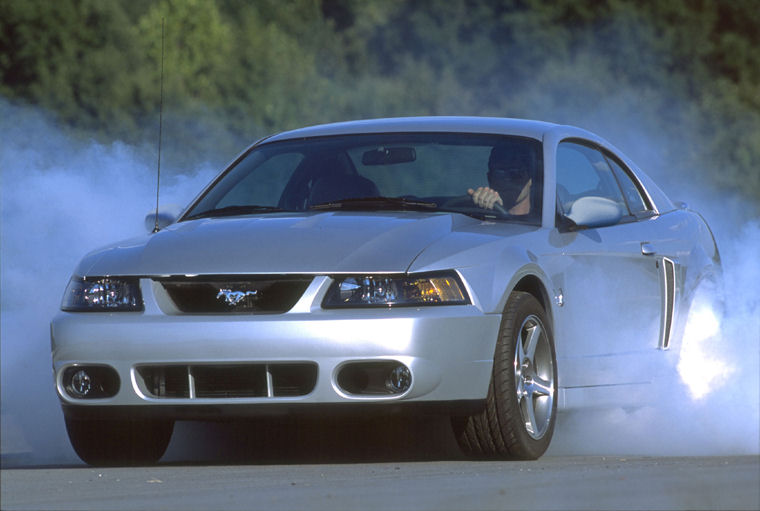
[678,285,729,400]
[0,99,215,465]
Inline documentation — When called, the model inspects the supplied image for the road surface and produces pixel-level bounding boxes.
[3,455,758,510]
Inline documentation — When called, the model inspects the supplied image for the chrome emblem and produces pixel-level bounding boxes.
[216,288,259,307]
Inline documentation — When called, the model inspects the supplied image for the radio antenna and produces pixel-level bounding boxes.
[152,17,166,233]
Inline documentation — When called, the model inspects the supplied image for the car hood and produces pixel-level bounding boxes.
[77,212,537,276]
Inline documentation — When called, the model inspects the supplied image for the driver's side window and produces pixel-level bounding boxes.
[556,141,630,228]
[556,143,626,211]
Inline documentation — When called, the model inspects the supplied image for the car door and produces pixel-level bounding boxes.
[546,140,671,389]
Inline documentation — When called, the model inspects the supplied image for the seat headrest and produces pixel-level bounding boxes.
[309,174,380,205]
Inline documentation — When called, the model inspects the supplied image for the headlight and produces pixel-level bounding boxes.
[323,272,469,308]
[61,276,143,312]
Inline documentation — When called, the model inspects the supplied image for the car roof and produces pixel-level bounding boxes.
[265,116,572,143]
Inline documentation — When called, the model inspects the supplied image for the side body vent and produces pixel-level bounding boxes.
[658,257,677,350]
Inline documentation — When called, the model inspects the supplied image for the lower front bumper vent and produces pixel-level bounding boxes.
[135,363,317,399]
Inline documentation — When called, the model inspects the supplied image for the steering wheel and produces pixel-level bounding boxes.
[441,195,508,215]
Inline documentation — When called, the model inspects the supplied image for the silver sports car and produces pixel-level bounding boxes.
[51,117,720,465]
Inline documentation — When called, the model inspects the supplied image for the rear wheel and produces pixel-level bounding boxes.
[65,417,174,466]
[453,291,557,459]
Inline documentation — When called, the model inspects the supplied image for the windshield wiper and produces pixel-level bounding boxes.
[183,205,285,220]
[310,197,438,211]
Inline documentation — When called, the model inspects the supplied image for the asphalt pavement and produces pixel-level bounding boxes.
[2,455,759,510]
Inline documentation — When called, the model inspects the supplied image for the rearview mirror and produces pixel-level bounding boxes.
[362,147,416,165]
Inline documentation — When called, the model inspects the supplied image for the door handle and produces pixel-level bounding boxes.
[641,242,656,256]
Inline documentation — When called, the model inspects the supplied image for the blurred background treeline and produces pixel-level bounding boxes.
[1,0,758,205]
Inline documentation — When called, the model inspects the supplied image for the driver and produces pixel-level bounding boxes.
[468,143,534,215]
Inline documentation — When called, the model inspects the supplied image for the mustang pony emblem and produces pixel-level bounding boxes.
[216,288,259,307]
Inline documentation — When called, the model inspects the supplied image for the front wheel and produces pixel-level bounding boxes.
[453,291,557,459]
[65,417,174,466]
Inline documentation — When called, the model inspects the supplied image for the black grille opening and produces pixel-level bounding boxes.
[138,366,190,398]
[270,364,318,397]
[136,363,318,399]
[192,365,268,398]
[157,276,313,314]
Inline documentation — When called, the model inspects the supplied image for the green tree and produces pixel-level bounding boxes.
[1,0,758,203]
[0,0,147,136]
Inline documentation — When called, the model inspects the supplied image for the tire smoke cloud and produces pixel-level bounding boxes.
[1,99,215,465]
[1,97,757,467]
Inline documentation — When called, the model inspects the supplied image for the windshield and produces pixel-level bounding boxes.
[184,133,543,224]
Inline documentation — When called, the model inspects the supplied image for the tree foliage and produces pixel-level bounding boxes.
[1,0,758,203]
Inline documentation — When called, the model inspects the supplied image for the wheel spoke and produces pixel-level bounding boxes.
[523,393,538,435]
[530,375,553,397]
[514,346,522,394]
[516,332,525,362]
[523,322,542,361]
[514,331,525,395]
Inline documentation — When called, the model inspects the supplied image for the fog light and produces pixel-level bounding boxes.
[63,365,120,399]
[386,365,412,393]
[70,369,92,397]
[336,361,412,395]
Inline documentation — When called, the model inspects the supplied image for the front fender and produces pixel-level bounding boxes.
[457,246,553,316]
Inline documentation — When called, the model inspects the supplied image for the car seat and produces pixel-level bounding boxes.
[308,174,380,205]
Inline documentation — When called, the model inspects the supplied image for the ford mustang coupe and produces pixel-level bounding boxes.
[51,117,721,465]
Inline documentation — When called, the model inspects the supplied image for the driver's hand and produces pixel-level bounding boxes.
[468,187,504,210]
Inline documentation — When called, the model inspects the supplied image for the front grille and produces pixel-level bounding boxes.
[156,276,313,313]
[193,365,268,398]
[136,364,318,399]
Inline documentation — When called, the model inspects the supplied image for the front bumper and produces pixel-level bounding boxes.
[51,278,500,417]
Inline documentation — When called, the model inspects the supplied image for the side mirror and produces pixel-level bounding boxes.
[562,196,624,231]
[145,204,181,233]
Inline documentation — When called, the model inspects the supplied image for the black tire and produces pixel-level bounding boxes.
[453,291,557,460]
[65,417,174,466]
